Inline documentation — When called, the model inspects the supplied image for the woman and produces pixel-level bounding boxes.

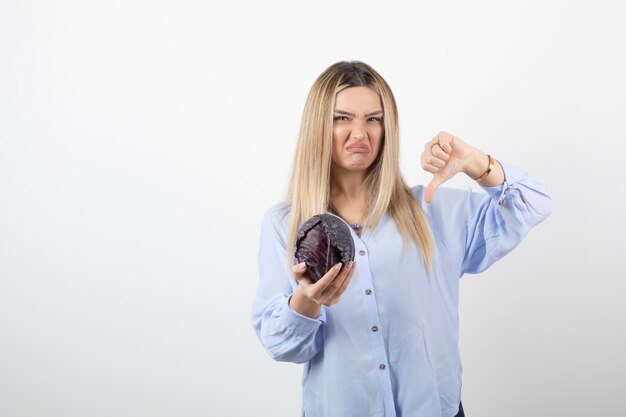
[251,61,552,417]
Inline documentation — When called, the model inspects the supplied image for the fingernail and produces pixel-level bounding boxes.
[298,262,306,270]
[335,263,342,271]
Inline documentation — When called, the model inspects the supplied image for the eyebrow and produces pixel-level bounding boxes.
[333,109,384,117]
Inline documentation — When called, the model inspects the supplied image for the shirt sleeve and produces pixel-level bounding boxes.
[250,206,326,363]
[461,160,553,275]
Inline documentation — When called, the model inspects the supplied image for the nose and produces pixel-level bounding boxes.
[351,119,367,139]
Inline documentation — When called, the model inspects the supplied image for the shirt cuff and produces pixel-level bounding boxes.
[478,160,529,204]
[282,294,326,335]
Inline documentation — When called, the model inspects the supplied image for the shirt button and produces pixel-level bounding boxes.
[365,289,372,295]
[359,250,366,256]
[379,364,386,370]
[371,325,378,332]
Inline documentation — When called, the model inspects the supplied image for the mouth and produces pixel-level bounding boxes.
[346,145,369,154]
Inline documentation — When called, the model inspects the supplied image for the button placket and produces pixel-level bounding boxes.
[355,244,392,401]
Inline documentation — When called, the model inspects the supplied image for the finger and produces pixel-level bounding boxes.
[291,262,308,279]
[322,261,353,296]
[314,262,343,292]
[424,141,439,159]
[422,163,440,174]
[335,262,356,296]
[292,262,307,274]
[428,134,441,148]
[425,155,446,168]
[425,175,447,204]
[431,144,450,161]
[437,132,453,153]
[292,262,313,285]
[324,263,357,306]
[421,152,443,172]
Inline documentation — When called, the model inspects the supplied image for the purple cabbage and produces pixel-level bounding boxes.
[295,214,355,283]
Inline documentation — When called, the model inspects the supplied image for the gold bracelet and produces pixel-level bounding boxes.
[475,154,494,182]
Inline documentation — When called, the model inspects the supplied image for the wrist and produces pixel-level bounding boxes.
[289,288,322,319]
[463,148,490,180]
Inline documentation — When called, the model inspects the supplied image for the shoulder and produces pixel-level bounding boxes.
[263,200,290,221]
[261,201,291,237]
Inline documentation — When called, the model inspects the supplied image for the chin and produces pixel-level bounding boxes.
[347,162,371,170]
[332,158,373,172]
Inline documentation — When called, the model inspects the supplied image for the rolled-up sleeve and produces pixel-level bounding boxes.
[251,206,325,363]
[461,161,553,275]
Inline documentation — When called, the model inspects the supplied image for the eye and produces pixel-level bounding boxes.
[368,117,383,122]
[334,116,348,121]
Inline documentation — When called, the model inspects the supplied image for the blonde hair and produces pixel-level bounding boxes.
[281,61,434,275]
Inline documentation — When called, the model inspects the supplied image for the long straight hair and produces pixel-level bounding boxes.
[282,61,434,275]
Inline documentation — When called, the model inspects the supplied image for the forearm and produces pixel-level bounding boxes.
[253,293,325,363]
[253,207,326,363]
[461,160,553,274]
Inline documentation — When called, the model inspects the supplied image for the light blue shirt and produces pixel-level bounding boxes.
[251,161,552,417]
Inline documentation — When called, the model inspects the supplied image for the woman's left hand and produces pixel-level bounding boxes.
[420,131,497,204]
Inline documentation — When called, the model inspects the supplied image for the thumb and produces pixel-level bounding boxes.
[425,175,447,204]
[292,262,312,284]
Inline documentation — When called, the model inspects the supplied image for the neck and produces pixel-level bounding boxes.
[329,168,369,232]
[330,167,367,200]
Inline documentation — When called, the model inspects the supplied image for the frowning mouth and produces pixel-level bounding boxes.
[346,145,369,153]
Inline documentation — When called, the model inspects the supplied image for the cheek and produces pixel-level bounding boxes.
[331,132,342,160]
[370,127,383,144]
[333,125,347,140]
[332,127,348,149]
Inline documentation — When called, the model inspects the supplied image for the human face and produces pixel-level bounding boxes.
[331,86,384,175]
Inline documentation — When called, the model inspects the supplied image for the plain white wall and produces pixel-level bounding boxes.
[1,1,624,416]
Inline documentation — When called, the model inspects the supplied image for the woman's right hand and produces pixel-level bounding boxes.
[289,261,356,315]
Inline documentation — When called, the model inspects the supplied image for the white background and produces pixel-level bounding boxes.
[1,1,624,416]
